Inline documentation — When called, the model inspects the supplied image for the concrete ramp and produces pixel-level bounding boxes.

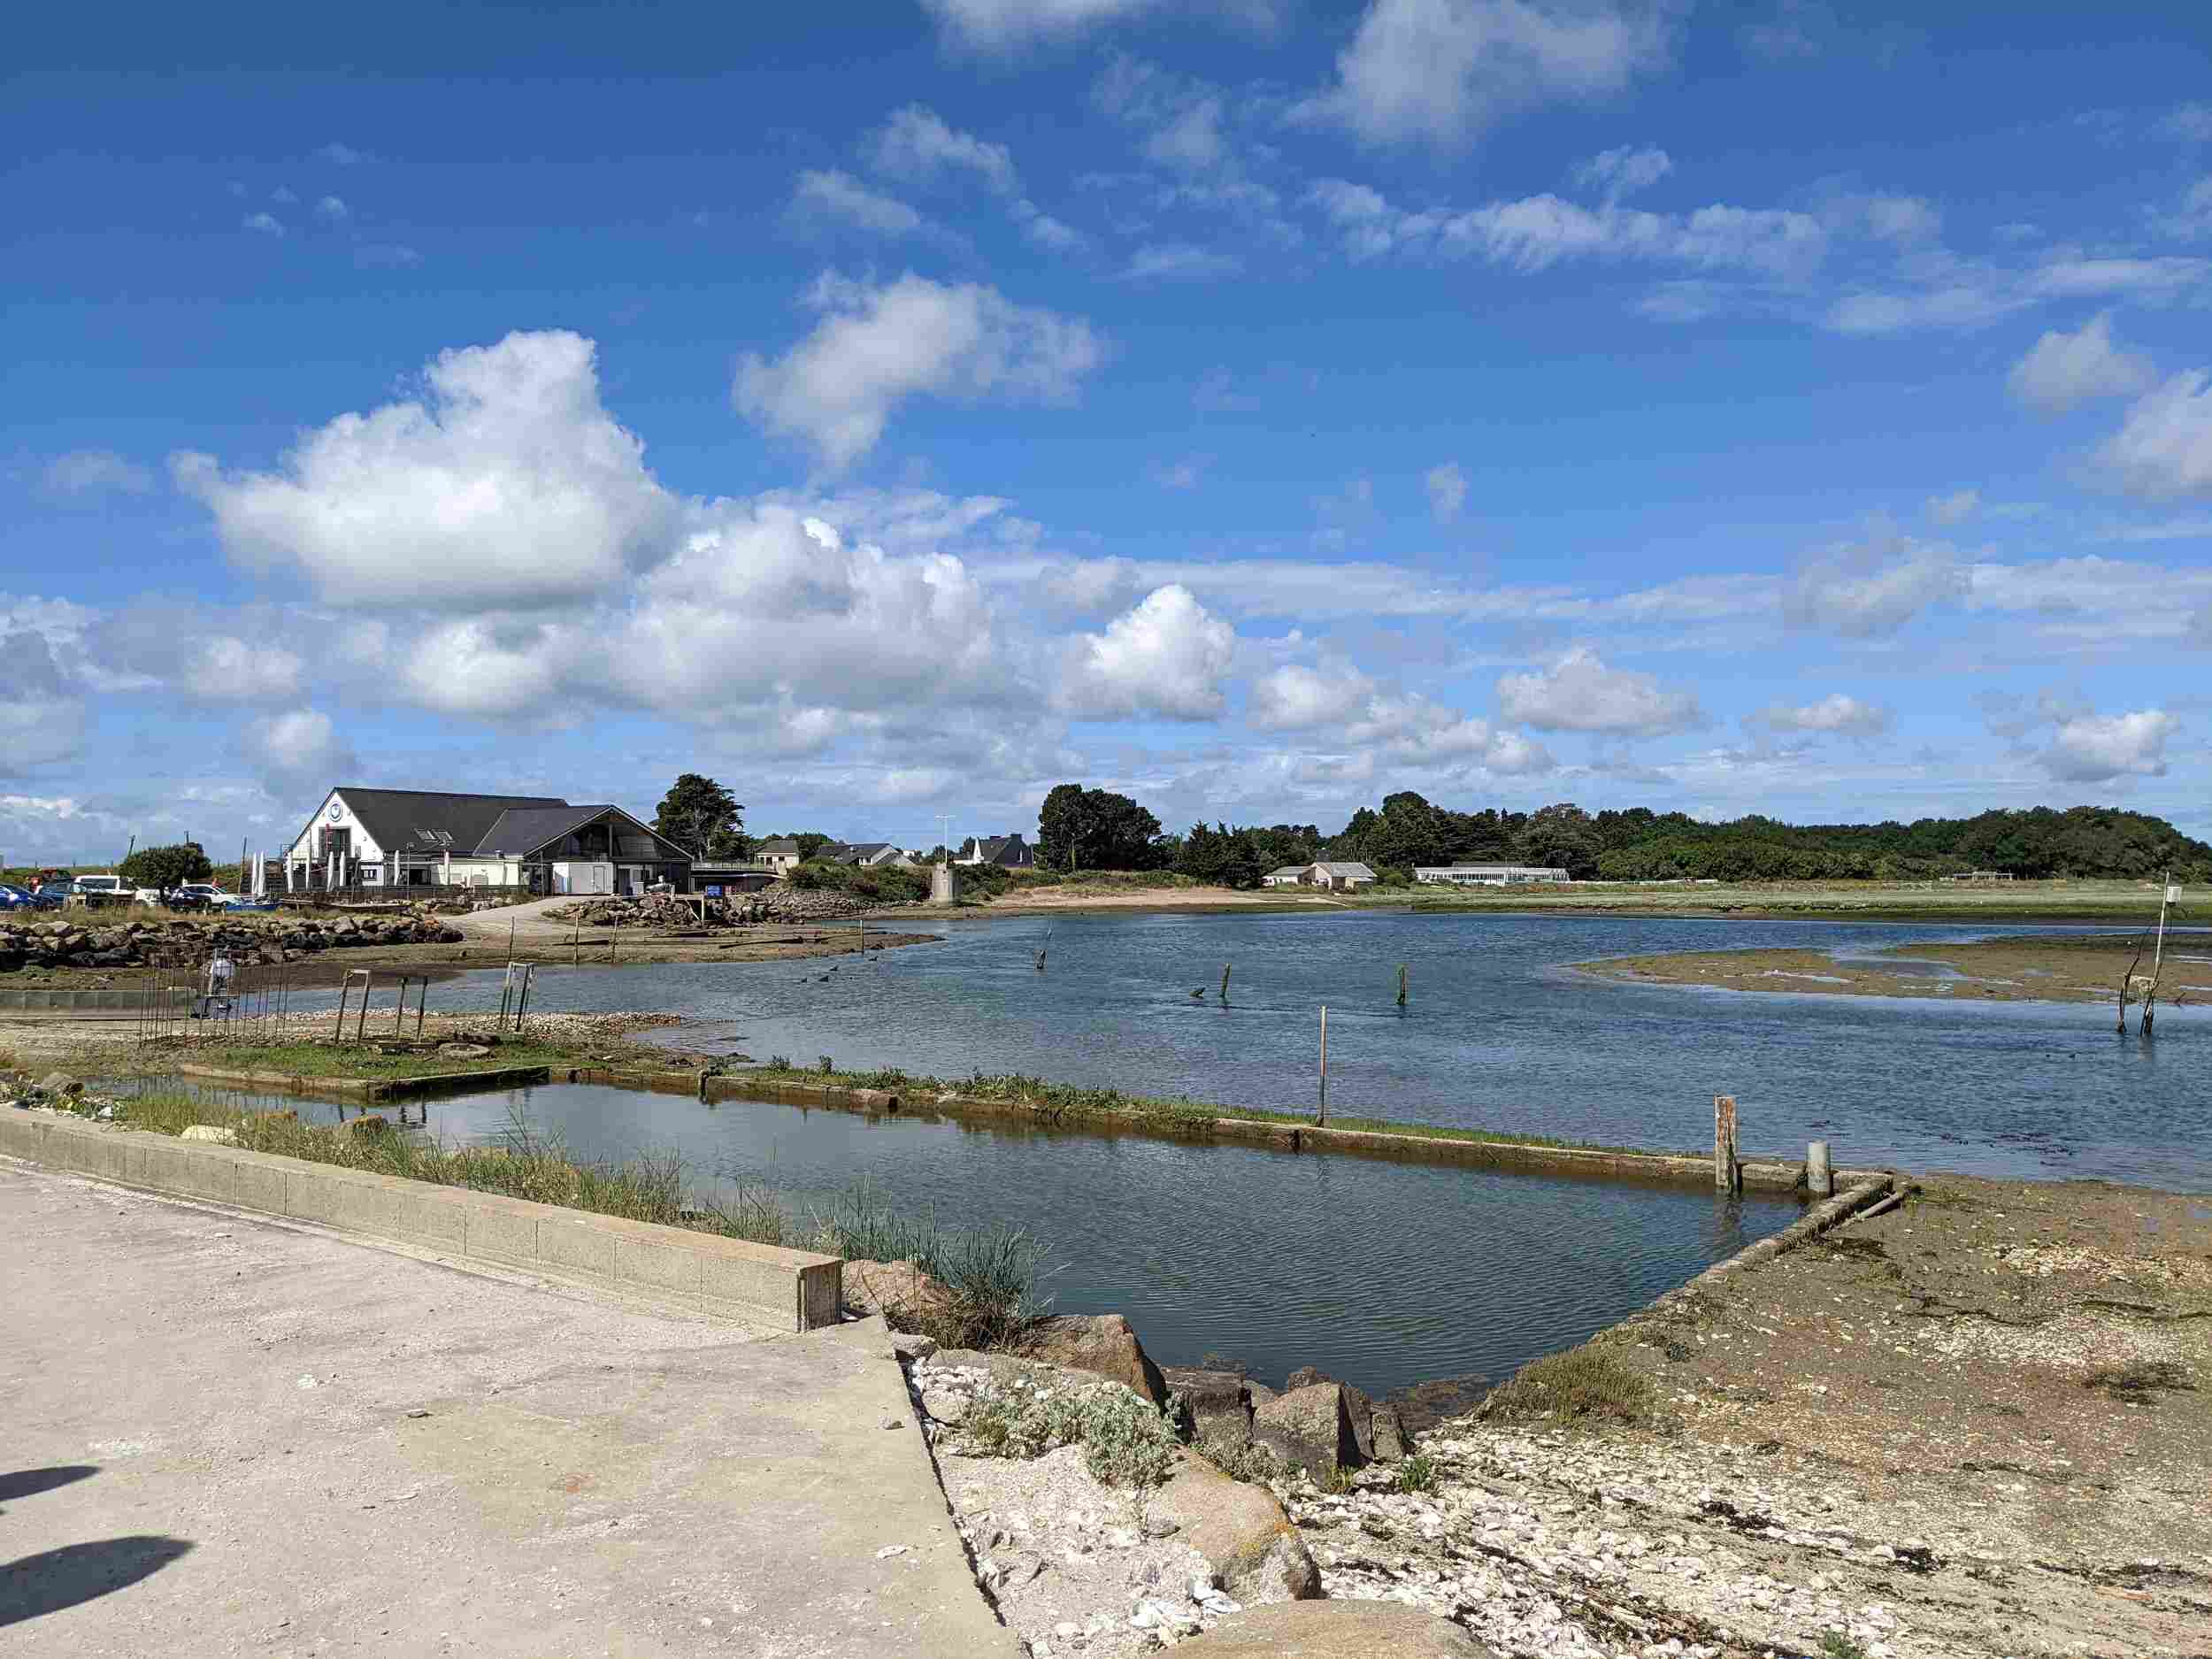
[0,1162,1017,1658]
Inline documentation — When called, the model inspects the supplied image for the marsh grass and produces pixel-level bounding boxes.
[84,1091,1044,1349]
[142,1037,579,1081]
[1479,1345,1655,1428]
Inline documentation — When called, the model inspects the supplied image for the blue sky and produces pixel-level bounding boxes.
[5,0,2210,865]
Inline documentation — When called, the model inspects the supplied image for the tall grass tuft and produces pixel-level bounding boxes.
[84,1090,1045,1352]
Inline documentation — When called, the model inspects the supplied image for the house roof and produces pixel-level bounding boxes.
[1264,865,1307,879]
[310,787,571,857]
[847,841,897,860]
[478,804,692,862]
[477,804,614,856]
[757,838,802,856]
[1314,861,1377,879]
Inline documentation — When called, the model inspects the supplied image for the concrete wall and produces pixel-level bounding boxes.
[0,1111,842,1332]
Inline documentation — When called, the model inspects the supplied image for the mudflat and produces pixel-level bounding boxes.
[1578,933,2212,1006]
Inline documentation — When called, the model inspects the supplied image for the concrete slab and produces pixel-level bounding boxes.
[0,1161,1018,1658]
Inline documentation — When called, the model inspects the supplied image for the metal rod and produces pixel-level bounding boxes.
[1317,1004,1328,1126]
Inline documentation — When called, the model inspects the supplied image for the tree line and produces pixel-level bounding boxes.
[645,772,2210,887]
[1033,785,2211,887]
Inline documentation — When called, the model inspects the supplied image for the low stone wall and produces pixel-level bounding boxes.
[172,1062,554,1102]
[588,1069,1889,1194]
[0,1110,841,1331]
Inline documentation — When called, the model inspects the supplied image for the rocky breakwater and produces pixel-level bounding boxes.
[547,893,731,929]
[0,909,464,973]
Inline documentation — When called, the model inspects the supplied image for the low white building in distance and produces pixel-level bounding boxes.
[1263,860,1378,892]
[1415,864,1571,887]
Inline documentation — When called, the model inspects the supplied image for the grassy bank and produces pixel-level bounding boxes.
[59,1088,1044,1351]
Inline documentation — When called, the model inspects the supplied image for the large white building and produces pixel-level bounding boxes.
[1414,864,1572,887]
[283,787,694,896]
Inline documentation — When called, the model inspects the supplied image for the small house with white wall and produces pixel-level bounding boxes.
[284,787,694,896]
[756,838,803,873]
[955,833,1037,869]
[1261,865,1308,888]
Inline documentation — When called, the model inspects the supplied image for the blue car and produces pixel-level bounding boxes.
[219,895,278,913]
[0,882,65,910]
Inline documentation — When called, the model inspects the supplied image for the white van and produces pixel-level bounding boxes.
[73,874,131,906]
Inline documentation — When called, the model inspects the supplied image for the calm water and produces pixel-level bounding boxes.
[343,910,2208,1188]
[113,1073,1799,1399]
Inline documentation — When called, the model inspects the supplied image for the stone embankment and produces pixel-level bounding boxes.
[545,884,871,928]
[0,908,465,973]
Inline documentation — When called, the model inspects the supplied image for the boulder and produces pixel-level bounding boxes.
[1372,1402,1411,1463]
[1173,1601,1491,1657]
[1018,1313,1167,1408]
[1144,1449,1319,1604]
[1165,1367,1253,1452]
[1285,1365,1331,1393]
[38,1073,82,1097]
[1252,1383,1362,1484]
[843,1258,949,1321]
[180,1125,239,1146]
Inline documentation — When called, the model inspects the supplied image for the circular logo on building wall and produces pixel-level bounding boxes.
[328,803,343,820]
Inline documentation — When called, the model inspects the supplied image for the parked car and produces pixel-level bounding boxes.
[219,895,276,912]
[0,882,60,910]
[29,878,80,906]
[72,873,133,906]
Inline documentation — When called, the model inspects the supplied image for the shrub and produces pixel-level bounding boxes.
[1478,1346,1654,1428]
[960,1383,1182,1488]
[1394,1454,1438,1494]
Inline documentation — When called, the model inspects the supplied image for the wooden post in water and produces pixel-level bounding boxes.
[1714,1094,1740,1194]
[1317,1005,1329,1126]
[1397,964,1408,1009]
[1220,963,1231,1003]
[1808,1139,1833,1198]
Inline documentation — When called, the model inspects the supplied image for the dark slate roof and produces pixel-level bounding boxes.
[848,841,895,859]
[757,838,802,856]
[324,788,570,856]
[476,804,615,856]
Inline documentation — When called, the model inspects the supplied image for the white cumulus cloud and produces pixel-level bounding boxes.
[735,272,1104,472]
[1783,528,1967,636]
[1061,585,1236,719]
[2006,312,2156,414]
[0,629,88,772]
[1574,142,1671,201]
[1747,693,1893,738]
[1494,646,1704,735]
[918,0,1280,50]
[2042,708,2177,781]
[1301,0,1675,148]
[792,169,926,236]
[2093,371,2212,499]
[257,709,357,785]
[173,329,678,604]
[1250,661,1553,772]
[865,104,1019,196]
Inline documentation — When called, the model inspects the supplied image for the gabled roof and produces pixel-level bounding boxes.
[477,804,690,861]
[847,841,896,859]
[1264,865,1307,879]
[311,787,571,857]
[1314,860,1377,879]
[758,838,802,856]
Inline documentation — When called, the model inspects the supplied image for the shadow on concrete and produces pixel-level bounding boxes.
[0,1537,195,1627]
[0,1466,100,1514]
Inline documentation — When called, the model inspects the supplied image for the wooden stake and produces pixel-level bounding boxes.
[1714,1094,1740,1194]
[1220,963,1231,1002]
[1317,1005,1329,1127]
[1397,964,1408,1009]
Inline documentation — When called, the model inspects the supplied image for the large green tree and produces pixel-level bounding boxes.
[119,841,213,890]
[652,774,748,858]
[1037,783,1166,872]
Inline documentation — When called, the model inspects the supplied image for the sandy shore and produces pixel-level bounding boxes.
[1292,1171,2212,1656]
[1579,933,2212,1006]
